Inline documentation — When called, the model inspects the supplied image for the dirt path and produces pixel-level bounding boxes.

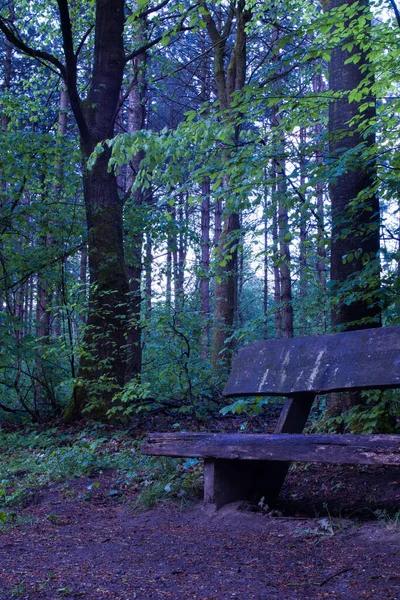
[0,473,399,600]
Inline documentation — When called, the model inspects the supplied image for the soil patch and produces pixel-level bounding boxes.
[0,462,399,600]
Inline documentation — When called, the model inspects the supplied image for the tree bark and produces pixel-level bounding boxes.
[272,109,293,339]
[125,22,147,382]
[211,212,241,375]
[263,185,269,339]
[327,0,381,419]
[200,178,211,358]
[50,0,130,419]
[299,126,307,334]
[328,0,380,332]
[203,0,251,380]
[277,165,294,339]
[272,168,282,338]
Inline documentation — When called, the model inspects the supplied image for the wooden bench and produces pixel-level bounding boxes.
[142,326,400,509]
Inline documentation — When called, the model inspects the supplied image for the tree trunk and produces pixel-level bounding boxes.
[125,28,147,382]
[312,73,327,330]
[60,0,135,420]
[298,127,307,334]
[272,169,282,338]
[204,0,251,381]
[211,212,240,377]
[329,0,380,332]
[263,186,269,339]
[200,178,211,358]
[144,233,152,318]
[174,193,186,311]
[327,0,380,419]
[68,148,130,419]
[214,198,223,245]
[277,163,294,339]
[35,84,68,410]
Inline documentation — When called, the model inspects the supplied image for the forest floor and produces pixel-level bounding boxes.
[0,415,399,600]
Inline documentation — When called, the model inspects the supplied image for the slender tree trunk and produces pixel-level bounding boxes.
[0,2,13,314]
[312,73,327,328]
[263,186,269,339]
[299,127,307,334]
[144,233,152,318]
[272,169,282,338]
[214,198,223,245]
[35,84,68,410]
[200,178,211,358]
[125,28,147,382]
[174,193,186,310]
[79,244,88,324]
[0,2,13,132]
[277,162,294,339]
[166,246,172,308]
[272,108,293,339]
[211,212,241,374]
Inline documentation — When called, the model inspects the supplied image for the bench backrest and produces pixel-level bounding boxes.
[223,326,400,397]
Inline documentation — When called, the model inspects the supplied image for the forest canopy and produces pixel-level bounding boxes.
[0,0,399,430]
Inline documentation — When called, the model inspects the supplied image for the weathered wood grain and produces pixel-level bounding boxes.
[142,432,400,465]
[223,325,400,397]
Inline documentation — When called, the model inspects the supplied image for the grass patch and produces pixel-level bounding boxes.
[135,456,202,509]
[0,425,202,514]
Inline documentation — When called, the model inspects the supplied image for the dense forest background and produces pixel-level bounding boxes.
[0,0,399,431]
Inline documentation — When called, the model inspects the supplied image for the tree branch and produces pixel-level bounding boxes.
[125,21,196,63]
[137,0,173,19]
[125,33,165,63]
[389,0,400,28]
[0,15,65,76]
[56,0,89,140]
[76,24,94,58]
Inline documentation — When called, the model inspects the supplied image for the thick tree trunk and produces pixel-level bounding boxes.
[327,0,380,420]
[329,0,380,332]
[62,0,135,420]
[67,149,130,419]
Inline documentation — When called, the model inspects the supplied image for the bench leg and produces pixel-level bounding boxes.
[204,394,317,509]
[204,458,287,509]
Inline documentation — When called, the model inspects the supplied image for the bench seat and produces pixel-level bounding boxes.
[142,432,400,465]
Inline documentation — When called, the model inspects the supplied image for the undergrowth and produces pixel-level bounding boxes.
[0,425,202,525]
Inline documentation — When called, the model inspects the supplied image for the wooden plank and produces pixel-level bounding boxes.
[142,432,400,465]
[223,325,400,397]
